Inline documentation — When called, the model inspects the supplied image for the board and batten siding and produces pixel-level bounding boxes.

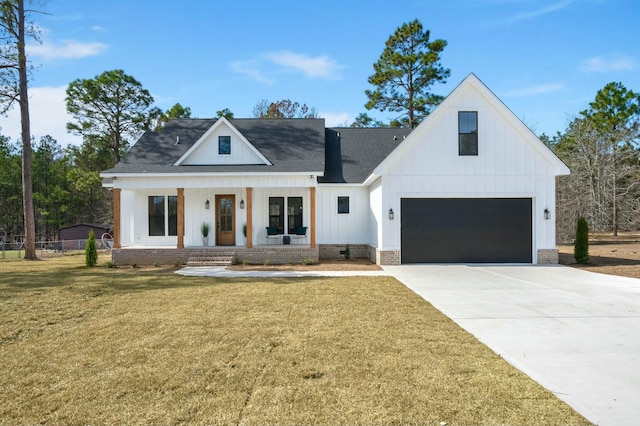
[375,80,563,259]
[181,123,264,165]
[315,186,370,245]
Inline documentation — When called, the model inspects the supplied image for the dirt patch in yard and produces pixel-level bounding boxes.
[558,233,640,279]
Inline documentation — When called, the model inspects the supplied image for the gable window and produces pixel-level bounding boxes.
[459,111,478,156]
[287,197,303,234]
[218,136,231,155]
[148,195,178,236]
[338,196,350,214]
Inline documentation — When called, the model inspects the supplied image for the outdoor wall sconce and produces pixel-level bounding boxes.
[389,208,394,220]
[544,208,550,220]
[205,199,210,210]
[240,199,245,209]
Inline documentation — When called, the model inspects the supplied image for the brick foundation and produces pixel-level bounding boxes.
[318,244,369,259]
[111,246,319,266]
[537,248,559,264]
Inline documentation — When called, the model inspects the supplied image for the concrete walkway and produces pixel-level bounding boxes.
[384,264,640,426]
[176,266,390,278]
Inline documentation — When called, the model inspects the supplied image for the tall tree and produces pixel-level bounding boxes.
[0,0,39,259]
[581,82,640,236]
[216,108,234,119]
[350,112,387,128]
[66,69,154,166]
[147,102,192,131]
[252,99,318,119]
[365,19,450,128]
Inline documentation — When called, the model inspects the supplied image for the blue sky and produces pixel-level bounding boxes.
[0,0,638,147]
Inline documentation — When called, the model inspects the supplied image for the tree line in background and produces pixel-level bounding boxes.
[0,11,638,251]
[544,82,640,241]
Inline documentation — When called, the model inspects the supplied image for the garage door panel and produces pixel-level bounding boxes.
[401,198,532,263]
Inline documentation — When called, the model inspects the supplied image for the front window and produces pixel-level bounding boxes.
[459,111,478,156]
[269,197,284,234]
[338,196,350,214]
[148,196,165,236]
[148,195,178,236]
[218,136,231,155]
[168,196,178,236]
[287,197,303,234]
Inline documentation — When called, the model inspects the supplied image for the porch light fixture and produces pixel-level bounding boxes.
[205,199,210,210]
[240,199,245,209]
[544,208,550,220]
[389,208,394,220]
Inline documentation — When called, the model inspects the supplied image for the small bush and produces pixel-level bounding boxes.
[264,259,270,266]
[131,262,137,269]
[574,216,589,264]
[102,261,116,268]
[242,259,249,266]
[85,229,98,267]
[303,258,315,265]
[174,259,182,268]
[344,244,351,260]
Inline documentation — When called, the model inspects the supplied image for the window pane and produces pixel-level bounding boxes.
[168,196,178,236]
[269,197,284,234]
[338,196,350,214]
[148,196,165,236]
[218,136,231,155]
[287,197,303,234]
[459,111,478,156]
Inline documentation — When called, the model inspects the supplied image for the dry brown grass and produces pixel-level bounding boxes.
[0,255,590,425]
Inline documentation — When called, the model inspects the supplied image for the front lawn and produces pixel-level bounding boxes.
[0,256,589,425]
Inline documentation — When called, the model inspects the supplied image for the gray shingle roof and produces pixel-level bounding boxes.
[102,118,326,174]
[320,128,412,183]
[101,118,414,184]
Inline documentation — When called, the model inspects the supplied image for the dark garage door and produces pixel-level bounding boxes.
[401,198,532,263]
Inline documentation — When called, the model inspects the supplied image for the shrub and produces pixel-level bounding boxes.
[344,244,351,260]
[102,260,116,268]
[303,257,315,265]
[574,216,589,264]
[85,229,98,267]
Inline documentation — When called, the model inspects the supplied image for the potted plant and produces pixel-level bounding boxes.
[201,222,210,246]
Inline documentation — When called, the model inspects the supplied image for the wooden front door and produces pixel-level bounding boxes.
[215,195,235,246]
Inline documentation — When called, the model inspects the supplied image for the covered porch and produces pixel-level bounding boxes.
[109,183,318,265]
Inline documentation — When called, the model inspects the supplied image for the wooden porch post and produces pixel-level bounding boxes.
[310,186,316,248]
[246,187,253,248]
[177,188,184,249]
[112,188,121,248]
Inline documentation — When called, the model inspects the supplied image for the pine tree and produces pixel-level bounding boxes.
[574,217,589,264]
[85,229,98,267]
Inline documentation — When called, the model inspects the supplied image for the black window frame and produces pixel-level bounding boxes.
[269,197,284,234]
[218,135,231,155]
[337,196,350,214]
[148,196,165,236]
[287,197,303,234]
[458,111,478,156]
[148,195,178,236]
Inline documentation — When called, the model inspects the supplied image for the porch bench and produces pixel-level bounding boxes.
[291,226,307,244]
[266,226,280,244]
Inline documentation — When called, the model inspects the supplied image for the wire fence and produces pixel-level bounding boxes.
[0,237,113,259]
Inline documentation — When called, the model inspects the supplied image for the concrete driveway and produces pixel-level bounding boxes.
[384,264,640,426]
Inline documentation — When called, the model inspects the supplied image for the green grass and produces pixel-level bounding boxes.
[0,256,590,425]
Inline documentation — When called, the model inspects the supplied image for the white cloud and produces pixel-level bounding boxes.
[0,86,82,147]
[321,111,353,127]
[230,60,274,85]
[503,83,564,97]
[580,55,635,72]
[489,0,576,26]
[27,40,108,60]
[264,51,343,79]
